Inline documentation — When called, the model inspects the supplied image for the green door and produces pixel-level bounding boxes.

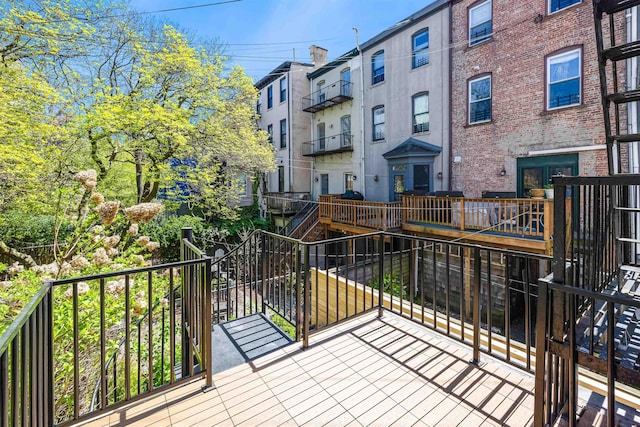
[517,154,578,197]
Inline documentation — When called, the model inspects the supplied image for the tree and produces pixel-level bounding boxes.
[0,0,275,264]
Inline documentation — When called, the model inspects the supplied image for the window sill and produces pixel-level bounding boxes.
[371,80,386,88]
[540,103,584,115]
[412,130,430,135]
[465,37,493,51]
[371,139,386,144]
[464,120,493,128]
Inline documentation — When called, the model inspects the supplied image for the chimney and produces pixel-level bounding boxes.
[309,45,328,68]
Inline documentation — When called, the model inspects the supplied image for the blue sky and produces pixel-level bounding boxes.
[128,0,436,80]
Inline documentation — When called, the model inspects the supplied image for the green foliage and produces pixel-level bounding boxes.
[0,210,74,246]
[268,310,297,340]
[140,215,206,261]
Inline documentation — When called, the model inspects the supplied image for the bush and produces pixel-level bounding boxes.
[0,210,74,246]
[140,215,207,261]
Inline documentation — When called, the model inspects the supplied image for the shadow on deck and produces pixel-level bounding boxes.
[213,313,294,374]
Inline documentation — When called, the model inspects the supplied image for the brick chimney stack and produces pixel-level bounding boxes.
[309,45,328,68]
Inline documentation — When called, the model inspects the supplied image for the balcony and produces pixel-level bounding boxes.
[264,192,310,215]
[5,178,640,426]
[302,132,353,157]
[302,80,353,113]
[319,194,559,255]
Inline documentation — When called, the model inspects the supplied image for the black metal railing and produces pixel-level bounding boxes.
[302,80,354,113]
[302,232,551,370]
[534,175,640,426]
[301,133,353,156]
[0,228,212,426]
[549,93,580,109]
[0,283,53,427]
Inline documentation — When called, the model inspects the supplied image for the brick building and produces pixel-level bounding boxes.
[449,0,617,197]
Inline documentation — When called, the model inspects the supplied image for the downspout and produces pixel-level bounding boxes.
[287,69,293,193]
[447,2,454,191]
[354,27,366,199]
[309,72,315,198]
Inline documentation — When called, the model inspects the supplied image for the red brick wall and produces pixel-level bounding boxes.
[450,0,621,197]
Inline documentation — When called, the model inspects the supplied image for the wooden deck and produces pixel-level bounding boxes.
[79,313,538,427]
[319,194,566,255]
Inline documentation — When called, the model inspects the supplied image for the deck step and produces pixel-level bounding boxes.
[618,237,640,244]
[603,40,640,62]
[611,133,640,143]
[621,264,640,273]
[614,206,640,212]
[608,89,640,104]
[596,0,640,15]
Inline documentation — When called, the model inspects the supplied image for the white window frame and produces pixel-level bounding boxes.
[372,51,385,85]
[412,93,429,133]
[468,75,492,124]
[372,106,385,141]
[279,76,286,103]
[344,173,354,192]
[412,29,429,69]
[546,48,581,110]
[469,0,492,46]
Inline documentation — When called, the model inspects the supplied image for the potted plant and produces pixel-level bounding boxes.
[529,188,545,198]
[544,184,554,199]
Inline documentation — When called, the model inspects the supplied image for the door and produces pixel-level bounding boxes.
[341,69,351,96]
[414,164,430,192]
[517,154,578,197]
[320,174,329,195]
[341,115,351,147]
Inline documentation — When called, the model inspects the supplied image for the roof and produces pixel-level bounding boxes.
[307,48,360,80]
[254,61,314,90]
[360,0,449,52]
[382,138,442,159]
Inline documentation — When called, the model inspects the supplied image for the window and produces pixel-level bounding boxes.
[412,93,429,133]
[372,106,385,140]
[372,51,384,84]
[257,93,262,114]
[469,0,492,46]
[279,77,286,102]
[317,81,326,104]
[320,174,329,195]
[280,119,287,148]
[267,85,273,109]
[345,173,354,191]
[469,75,492,124]
[317,123,326,151]
[549,0,580,13]
[412,29,429,68]
[341,68,351,96]
[341,115,352,146]
[547,48,581,110]
[267,124,273,144]
[278,166,284,192]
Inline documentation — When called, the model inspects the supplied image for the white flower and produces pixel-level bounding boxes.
[159,297,169,308]
[146,241,160,252]
[128,223,139,236]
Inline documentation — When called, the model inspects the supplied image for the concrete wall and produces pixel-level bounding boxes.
[258,63,314,194]
[362,6,451,202]
[308,55,364,198]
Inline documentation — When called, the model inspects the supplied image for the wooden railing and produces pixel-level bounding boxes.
[319,194,559,241]
[403,196,555,240]
[318,195,402,231]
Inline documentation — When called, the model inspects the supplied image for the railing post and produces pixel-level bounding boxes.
[261,233,267,315]
[180,227,192,376]
[472,247,481,365]
[378,235,385,317]
[534,278,549,427]
[295,241,302,342]
[202,256,214,391]
[302,243,311,349]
